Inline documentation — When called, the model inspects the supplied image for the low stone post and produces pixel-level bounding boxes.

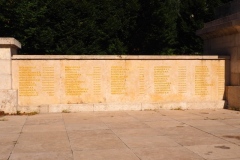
[0,38,21,113]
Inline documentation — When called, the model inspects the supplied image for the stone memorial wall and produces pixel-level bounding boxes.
[9,55,229,112]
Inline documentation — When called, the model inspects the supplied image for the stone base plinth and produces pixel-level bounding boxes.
[0,90,18,114]
[17,101,226,113]
[226,86,240,110]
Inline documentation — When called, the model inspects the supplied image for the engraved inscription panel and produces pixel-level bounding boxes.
[138,66,145,94]
[64,66,88,96]
[154,66,172,94]
[12,59,227,106]
[12,60,60,105]
[19,66,40,96]
[217,66,225,98]
[178,66,187,94]
[194,66,213,96]
[110,66,128,95]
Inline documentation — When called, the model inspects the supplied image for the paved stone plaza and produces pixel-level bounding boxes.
[0,109,240,160]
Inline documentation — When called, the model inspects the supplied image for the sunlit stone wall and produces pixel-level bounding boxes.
[11,55,229,112]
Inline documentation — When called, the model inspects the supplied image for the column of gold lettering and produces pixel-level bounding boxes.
[154,66,171,94]
[18,66,40,96]
[178,66,187,94]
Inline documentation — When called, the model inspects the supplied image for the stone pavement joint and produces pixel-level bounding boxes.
[0,109,239,160]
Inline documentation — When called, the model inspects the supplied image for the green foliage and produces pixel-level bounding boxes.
[0,0,232,55]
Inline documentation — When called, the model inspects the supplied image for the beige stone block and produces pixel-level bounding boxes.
[17,105,40,113]
[49,104,94,112]
[0,60,11,74]
[0,75,11,89]
[226,86,240,110]
[142,101,225,110]
[230,73,240,85]
[187,101,225,109]
[0,90,18,114]
[93,103,141,111]
[142,103,187,110]
[0,48,11,59]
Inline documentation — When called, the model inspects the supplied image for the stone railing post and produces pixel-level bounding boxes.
[0,38,21,113]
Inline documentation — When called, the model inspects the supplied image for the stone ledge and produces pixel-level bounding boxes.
[12,55,230,60]
[0,38,21,49]
[17,101,226,113]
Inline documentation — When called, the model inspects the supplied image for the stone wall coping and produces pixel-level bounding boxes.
[12,55,230,60]
[0,38,21,48]
[197,12,240,39]
[203,12,240,28]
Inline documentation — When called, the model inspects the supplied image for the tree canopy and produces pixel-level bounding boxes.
[0,0,232,55]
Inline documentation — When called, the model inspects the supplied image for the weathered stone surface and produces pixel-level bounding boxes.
[0,75,12,89]
[11,57,228,112]
[0,48,12,60]
[226,86,240,110]
[0,37,21,49]
[0,90,18,114]
[0,60,11,74]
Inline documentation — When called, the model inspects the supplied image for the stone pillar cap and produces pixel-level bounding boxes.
[0,37,21,49]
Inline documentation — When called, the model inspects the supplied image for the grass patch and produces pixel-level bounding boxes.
[229,106,240,111]
[62,109,71,113]
[26,111,39,116]
[0,118,7,121]
[171,107,184,111]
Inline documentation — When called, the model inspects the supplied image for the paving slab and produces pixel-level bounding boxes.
[0,134,19,144]
[105,121,150,129]
[133,147,205,160]
[167,133,230,146]
[68,131,126,151]
[181,119,227,127]
[219,119,240,128]
[0,116,27,126]
[22,124,66,132]
[145,120,187,128]
[0,144,15,160]
[73,149,139,160]
[120,135,180,148]
[126,111,173,121]
[65,123,109,131]
[100,116,138,123]
[9,152,73,160]
[0,110,239,160]
[13,132,71,153]
[0,125,23,134]
[195,125,240,134]
[155,126,208,136]
[186,144,240,160]
[112,128,162,138]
